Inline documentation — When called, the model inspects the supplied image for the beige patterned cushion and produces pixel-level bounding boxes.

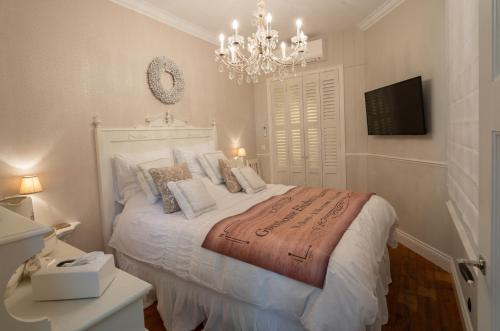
[219,159,242,193]
[149,163,192,213]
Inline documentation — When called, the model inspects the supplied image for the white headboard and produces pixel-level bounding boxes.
[93,119,217,251]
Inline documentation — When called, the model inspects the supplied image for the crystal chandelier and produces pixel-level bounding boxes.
[215,0,308,84]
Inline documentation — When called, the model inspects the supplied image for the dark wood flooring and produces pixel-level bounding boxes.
[144,244,464,331]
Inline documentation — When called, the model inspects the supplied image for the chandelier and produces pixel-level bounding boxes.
[215,0,308,84]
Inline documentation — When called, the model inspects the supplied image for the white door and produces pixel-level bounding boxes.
[269,66,345,189]
[302,73,323,187]
[286,77,307,186]
[270,80,290,184]
[478,0,499,329]
[320,69,346,189]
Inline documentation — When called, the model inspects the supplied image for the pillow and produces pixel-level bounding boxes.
[173,142,214,175]
[113,149,174,203]
[198,151,228,184]
[136,158,174,204]
[149,163,192,213]
[167,178,217,219]
[231,166,266,193]
[218,159,242,193]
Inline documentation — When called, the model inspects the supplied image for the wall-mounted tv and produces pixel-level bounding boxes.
[364,76,426,135]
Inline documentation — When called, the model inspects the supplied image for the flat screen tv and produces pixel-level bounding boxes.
[364,76,426,135]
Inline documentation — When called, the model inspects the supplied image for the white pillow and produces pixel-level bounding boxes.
[136,158,174,204]
[198,151,227,184]
[113,149,174,203]
[231,167,266,194]
[167,178,217,219]
[173,142,214,175]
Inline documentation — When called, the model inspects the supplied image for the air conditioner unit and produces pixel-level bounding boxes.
[304,39,325,63]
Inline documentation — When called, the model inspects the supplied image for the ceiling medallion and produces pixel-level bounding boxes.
[215,0,308,84]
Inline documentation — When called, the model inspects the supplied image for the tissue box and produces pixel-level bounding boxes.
[32,254,117,301]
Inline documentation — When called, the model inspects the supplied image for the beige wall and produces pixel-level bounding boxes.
[0,0,255,251]
[363,0,455,255]
[254,29,368,191]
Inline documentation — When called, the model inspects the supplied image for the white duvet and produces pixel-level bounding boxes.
[109,178,397,331]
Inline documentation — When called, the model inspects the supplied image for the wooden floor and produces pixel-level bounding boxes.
[144,244,464,331]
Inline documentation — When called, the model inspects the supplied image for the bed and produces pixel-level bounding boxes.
[94,122,398,331]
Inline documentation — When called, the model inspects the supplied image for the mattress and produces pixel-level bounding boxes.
[109,177,398,331]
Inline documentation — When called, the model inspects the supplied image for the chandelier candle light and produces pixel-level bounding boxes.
[215,0,308,84]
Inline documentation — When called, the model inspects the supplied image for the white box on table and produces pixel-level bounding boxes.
[31,254,116,301]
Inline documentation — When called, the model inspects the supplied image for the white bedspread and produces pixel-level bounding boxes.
[109,178,397,331]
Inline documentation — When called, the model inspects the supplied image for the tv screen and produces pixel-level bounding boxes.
[364,76,426,135]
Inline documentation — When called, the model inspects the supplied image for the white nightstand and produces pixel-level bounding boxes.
[5,241,152,331]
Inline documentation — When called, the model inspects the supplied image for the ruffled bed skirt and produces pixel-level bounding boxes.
[116,248,392,331]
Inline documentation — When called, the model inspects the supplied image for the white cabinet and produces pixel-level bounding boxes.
[2,217,152,331]
[269,66,346,189]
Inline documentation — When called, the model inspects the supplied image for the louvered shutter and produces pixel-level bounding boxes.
[302,73,323,187]
[270,80,290,184]
[286,77,306,186]
[320,69,346,188]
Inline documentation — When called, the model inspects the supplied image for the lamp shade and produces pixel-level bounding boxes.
[237,148,247,157]
[19,176,43,195]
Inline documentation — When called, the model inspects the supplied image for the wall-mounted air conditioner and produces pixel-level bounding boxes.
[304,39,325,63]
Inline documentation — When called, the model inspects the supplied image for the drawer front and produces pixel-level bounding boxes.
[87,299,145,331]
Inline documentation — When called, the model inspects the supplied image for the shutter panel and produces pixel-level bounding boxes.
[270,80,289,184]
[302,73,323,187]
[286,77,306,186]
[320,69,345,188]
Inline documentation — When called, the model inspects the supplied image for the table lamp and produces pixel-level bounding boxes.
[19,175,43,195]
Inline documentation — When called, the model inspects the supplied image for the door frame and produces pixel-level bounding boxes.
[492,130,500,331]
[266,65,345,186]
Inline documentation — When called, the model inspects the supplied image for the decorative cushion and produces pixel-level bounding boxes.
[198,151,228,184]
[149,163,192,213]
[173,142,214,175]
[231,166,266,194]
[219,159,242,193]
[113,149,174,203]
[167,178,217,219]
[136,158,174,204]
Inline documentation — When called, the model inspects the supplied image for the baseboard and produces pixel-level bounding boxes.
[395,228,474,331]
[395,229,451,272]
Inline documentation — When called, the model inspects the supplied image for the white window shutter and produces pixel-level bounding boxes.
[286,77,306,186]
[320,69,345,188]
[302,73,323,187]
[270,80,289,184]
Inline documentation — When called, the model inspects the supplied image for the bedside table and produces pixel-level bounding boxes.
[5,241,152,331]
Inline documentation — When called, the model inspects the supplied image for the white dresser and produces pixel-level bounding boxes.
[3,214,152,331]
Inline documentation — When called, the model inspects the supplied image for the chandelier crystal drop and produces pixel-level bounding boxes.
[215,0,308,84]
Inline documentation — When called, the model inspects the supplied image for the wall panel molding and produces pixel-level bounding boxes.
[108,0,218,45]
[357,0,407,31]
[346,152,447,168]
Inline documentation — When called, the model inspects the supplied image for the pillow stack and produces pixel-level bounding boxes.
[113,149,175,203]
[148,163,192,213]
[113,145,267,220]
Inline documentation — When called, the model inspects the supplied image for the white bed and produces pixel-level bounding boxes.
[94,122,398,331]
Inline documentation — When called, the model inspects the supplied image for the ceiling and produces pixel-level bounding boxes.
[125,0,389,42]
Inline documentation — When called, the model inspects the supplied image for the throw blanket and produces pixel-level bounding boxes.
[202,187,373,288]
